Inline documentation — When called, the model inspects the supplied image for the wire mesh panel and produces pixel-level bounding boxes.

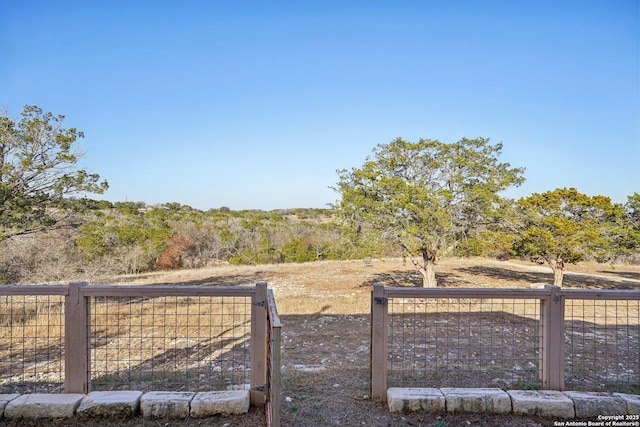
[0,293,65,393]
[564,297,640,393]
[387,297,542,389]
[89,294,252,392]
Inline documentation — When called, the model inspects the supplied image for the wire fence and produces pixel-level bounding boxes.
[387,297,542,390]
[371,285,640,401]
[0,283,273,406]
[89,294,252,392]
[0,291,66,393]
[564,295,640,393]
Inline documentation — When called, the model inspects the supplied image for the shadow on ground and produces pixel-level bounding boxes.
[598,270,640,281]
[135,272,265,287]
[459,266,640,290]
[367,270,475,288]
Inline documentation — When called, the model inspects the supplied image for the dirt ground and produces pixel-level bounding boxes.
[2,257,639,426]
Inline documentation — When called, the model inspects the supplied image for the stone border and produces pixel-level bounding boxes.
[2,388,638,420]
[0,390,249,419]
[387,388,640,419]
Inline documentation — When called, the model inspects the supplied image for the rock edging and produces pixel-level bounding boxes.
[387,388,640,419]
[1,390,249,419]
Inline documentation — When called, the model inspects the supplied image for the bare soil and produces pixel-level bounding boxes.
[2,257,639,427]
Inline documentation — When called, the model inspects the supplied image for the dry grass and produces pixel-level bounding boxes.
[1,257,638,426]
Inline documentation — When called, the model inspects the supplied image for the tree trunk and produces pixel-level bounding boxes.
[549,257,565,287]
[418,249,437,287]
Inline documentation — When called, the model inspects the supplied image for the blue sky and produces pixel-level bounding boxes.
[1,0,638,210]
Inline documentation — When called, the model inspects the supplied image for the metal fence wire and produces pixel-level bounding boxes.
[387,296,542,390]
[372,285,640,400]
[0,293,66,393]
[89,294,252,392]
[564,297,640,393]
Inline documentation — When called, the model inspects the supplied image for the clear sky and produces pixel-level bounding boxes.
[1,0,638,210]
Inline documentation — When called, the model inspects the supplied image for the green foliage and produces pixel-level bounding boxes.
[75,219,113,259]
[0,105,108,242]
[512,187,622,285]
[114,201,145,216]
[229,217,277,265]
[280,237,319,263]
[10,193,367,276]
[615,193,640,261]
[454,234,485,257]
[626,193,640,225]
[76,208,172,273]
[322,222,386,260]
[454,230,516,259]
[3,189,637,284]
[335,137,525,286]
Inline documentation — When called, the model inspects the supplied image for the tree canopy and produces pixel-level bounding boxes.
[617,193,640,260]
[335,137,525,286]
[0,105,108,242]
[512,187,622,286]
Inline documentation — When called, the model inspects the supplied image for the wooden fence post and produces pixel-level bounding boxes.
[65,281,89,393]
[267,289,282,427]
[540,286,565,390]
[370,283,388,402]
[251,282,268,405]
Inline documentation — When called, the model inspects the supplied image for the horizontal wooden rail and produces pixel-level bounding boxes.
[561,289,640,300]
[382,286,640,300]
[79,284,257,298]
[0,284,260,298]
[0,285,69,296]
[383,286,554,300]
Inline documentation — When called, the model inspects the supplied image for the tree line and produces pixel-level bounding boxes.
[0,201,395,283]
[1,106,638,286]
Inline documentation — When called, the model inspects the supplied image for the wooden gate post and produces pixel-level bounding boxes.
[370,283,388,402]
[540,285,565,390]
[65,281,89,393]
[251,282,268,405]
[267,289,282,427]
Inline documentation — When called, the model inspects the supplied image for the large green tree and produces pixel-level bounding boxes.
[335,137,525,287]
[512,187,622,286]
[0,105,108,242]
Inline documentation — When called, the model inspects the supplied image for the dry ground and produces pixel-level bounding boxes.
[2,257,639,427]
